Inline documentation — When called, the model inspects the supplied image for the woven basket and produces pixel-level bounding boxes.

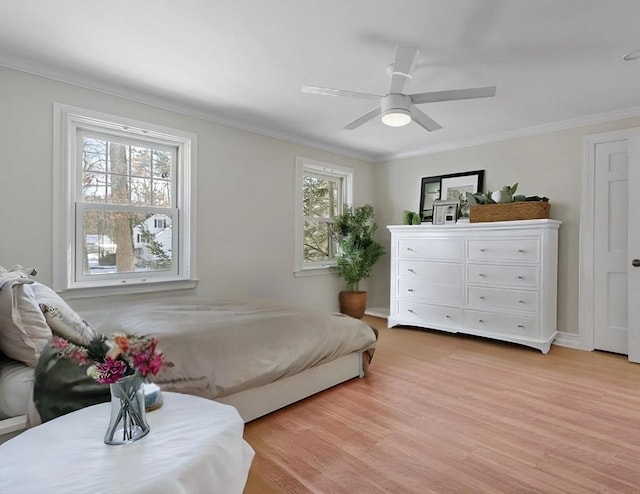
[469,202,550,223]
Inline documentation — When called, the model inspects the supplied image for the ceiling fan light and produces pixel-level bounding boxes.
[382,109,411,127]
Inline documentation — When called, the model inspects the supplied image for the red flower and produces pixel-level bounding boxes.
[95,358,128,384]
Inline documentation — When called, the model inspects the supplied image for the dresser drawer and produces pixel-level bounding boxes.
[398,238,463,261]
[399,280,463,306]
[398,300,463,329]
[398,260,463,283]
[467,264,538,288]
[467,286,538,313]
[465,310,539,336]
[467,239,539,262]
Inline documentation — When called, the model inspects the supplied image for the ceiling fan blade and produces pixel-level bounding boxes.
[410,106,442,132]
[343,107,381,130]
[301,85,381,101]
[410,86,496,105]
[389,47,419,94]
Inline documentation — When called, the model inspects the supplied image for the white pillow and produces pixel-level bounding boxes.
[32,282,97,346]
[0,357,35,419]
[0,273,52,366]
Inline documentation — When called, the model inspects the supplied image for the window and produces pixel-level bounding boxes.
[294,157,353,274]
[53,104,197,293]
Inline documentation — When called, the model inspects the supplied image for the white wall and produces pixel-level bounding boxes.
[0,67,375,312]
[2,66,639,339]
[368,116,640,336]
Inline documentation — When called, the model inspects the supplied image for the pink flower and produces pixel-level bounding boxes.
[132,349,164,377]
[51,336,69,350]
[95,358,129,384]
[51,333,166,384]
[71,348,89,366]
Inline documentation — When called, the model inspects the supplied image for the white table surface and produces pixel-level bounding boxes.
[0,392,255,494]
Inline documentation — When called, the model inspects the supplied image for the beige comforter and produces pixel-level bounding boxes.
[79,300,377,400]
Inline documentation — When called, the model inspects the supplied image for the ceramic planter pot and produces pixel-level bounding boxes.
[339,291,367,319]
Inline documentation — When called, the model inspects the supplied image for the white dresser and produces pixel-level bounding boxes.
[387,219,561,353]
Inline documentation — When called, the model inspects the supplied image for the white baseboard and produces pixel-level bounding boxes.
[553,331,586,350]
[365,307,389,318]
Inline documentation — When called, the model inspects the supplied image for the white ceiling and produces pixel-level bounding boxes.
[1,0,639,162]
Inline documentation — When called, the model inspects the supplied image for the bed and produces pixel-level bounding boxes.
[0,268,377,442]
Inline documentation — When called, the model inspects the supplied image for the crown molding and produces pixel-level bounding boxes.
[373,106,640,163]
[0,55,377,163]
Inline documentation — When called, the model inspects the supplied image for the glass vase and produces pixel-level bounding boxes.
[104,374,150,445]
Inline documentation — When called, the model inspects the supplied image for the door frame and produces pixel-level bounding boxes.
[579,127,640,351]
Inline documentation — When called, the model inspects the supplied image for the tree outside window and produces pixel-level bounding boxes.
[295,158,353,273]
[53,104,196,292]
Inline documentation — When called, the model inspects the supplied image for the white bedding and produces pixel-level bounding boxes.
[78,300,377,400]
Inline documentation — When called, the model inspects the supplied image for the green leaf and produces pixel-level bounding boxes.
[333,204,385,291]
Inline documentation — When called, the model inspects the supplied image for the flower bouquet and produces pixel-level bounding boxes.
[52,333,165,384]
[52,333,165,445]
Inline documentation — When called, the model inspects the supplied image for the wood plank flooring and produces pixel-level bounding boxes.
[243,317,640,493]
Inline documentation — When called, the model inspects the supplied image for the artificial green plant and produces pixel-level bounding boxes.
[333,204,386,292]
[468,182,549,205]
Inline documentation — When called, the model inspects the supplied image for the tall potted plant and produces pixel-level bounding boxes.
[333,204,385,318]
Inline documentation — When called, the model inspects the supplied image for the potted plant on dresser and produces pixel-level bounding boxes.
[333,204,385,318]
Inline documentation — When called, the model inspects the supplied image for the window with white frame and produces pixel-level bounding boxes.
[53,104,197,292]
[294,157,353,273]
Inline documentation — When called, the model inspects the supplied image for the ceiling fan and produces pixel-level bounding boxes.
[301,46,496,132]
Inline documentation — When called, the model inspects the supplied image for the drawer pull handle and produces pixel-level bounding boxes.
[518,300,525,304]
[408,309,416,314]
[517,324,524,328]
[408,268,416,274]
[445,315,451,319]
[479,248,486,252]
[407,247,415,252]
[517,275,524,280]
[478,273,486,277]
[479,296,485,300]
[478,319,485,323]
[408,288,414,292]
[518,249,525,253]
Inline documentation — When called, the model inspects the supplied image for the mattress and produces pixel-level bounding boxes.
[0,358,34,419]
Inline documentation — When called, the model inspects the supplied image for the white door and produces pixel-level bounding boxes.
[592,132,640,360]
[628,135,640,363]
[593,140,629,354]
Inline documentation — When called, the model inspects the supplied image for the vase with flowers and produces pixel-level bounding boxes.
[52,333,165,445]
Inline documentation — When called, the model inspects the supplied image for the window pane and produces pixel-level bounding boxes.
[107,141,129,176]
[131,177,152,206]
[82,137,107,173]
[152,180,171,207]
[303,176,339,218]
[152,150,172,180]
[82,171,107,203]
[81,210,173,275]
[83,138,175,208]
[303,220,333,262]
[106,173,130,205]
[130,146,152,178]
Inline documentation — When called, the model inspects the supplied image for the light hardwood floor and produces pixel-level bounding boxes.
[243,316,640,493]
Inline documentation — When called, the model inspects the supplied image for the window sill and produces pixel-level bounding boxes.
[293,266,337,278]
[58,279,198,300]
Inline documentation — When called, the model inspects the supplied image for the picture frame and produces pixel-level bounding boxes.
[439,170,485,219]
[419,175,441,222]
[432,200,459,225]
